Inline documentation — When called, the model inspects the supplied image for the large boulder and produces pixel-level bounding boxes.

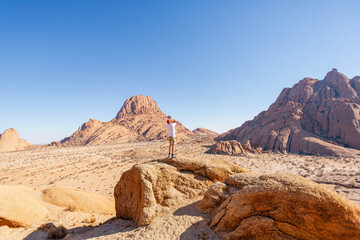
[0,185,49,227]
[0,128,33,152]
[114,158,249,226]
[208,140,262,155]
[198,173,360,240]
[42,187,115,215]
[217,69,360,157]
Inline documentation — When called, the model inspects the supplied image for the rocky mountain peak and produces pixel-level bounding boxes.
[324,68,349,84]
[216,69,360,157]
[1,128,18,137]
[116,95,165,119]
[80,119,103,131]
[323,69,358,101]
[0,128,32,152]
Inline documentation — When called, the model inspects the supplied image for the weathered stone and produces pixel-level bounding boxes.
[42,187,115,215]
[199,173,360,240]
[57,95,196,146]
[0,128,33,152]
[208,140,262,156]
[113,158,249,226]
[208,140,245,156]
[196,182,231,213]
[192,128,218,136]
[164,157,251,182]
[0,185,49,227]
[217,69,360,157]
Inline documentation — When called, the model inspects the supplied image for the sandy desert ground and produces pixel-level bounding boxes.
[1,138,359,239]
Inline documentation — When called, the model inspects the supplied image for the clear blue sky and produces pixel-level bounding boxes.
[1,0,360,144]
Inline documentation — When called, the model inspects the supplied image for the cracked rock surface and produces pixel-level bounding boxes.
[217,69,360,157]
[198,173,360,240]
[113,157,250,226]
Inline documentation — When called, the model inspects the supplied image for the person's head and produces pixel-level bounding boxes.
[167,119,171,124]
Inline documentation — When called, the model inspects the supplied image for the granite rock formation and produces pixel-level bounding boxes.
[217,69,360,156]
[57,95,195,146]
[0,185,49,227]
[208,140,262,155]
[192,128,218,136]
[42,187,115,215]
[197,173,360,240]
[0,128,33,152]
[113,157,249,226]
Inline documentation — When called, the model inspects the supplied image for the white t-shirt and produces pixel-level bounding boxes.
[167,123,176,137]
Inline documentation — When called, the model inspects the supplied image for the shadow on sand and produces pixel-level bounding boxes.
[24,217,136,240]
[174,201,220,240]
[24,199,218,239]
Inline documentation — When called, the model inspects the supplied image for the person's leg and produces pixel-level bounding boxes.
[168,137,172,158]
[171,137,176,158]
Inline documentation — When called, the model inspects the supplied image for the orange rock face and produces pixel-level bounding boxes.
[198,173,360,240]
[208,140,262,155]
[0,128,32,152]
[217,69,360,156]
[113,157,249,226]
[58,95,195,146]
[115,95,165,119]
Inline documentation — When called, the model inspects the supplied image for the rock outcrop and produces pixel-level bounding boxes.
[192,128,218,136]
[0,128,33,152]
[197,173,360,240]
[115,95,165,118]
[113,158,249,226]
[57,95,195,146]
[208,140,262,155]
[42,187,115,215]
[217,69,360,156]
[0,185,49,227]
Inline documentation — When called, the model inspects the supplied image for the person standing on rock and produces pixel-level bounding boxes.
[167,118,177,158]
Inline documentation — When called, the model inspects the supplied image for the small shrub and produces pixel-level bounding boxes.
[66,205,76,212]
[46,225,67,239]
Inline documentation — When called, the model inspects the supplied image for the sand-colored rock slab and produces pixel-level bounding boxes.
[164,157,251,182]
[217,69,360,157]
[198,173,360,240]
[114,158,249,226]
[0,185,49,227]
[42,187,115,215]
[0,128,33,152]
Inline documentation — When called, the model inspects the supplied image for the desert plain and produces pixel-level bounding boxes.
[1,137,359,240]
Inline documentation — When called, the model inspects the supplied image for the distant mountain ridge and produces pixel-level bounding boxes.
[216,69,360,157]
[55,95,214,146]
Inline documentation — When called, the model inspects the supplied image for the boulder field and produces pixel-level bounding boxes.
[114,158,360,239]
